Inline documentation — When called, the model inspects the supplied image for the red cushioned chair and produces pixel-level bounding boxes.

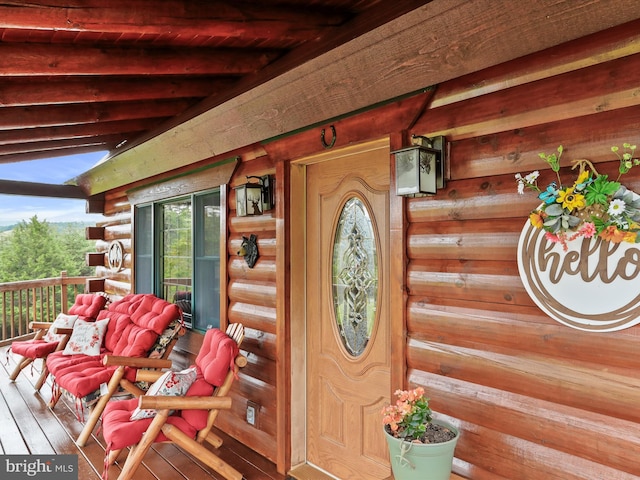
[102,323,245,480]
[8,293,108,391]
[46,293,183,446]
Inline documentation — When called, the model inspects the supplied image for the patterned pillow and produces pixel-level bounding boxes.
[129,367,197,421]
[62,318,110,356]
[42,313,79,343]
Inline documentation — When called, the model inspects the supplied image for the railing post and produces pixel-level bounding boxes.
[1,292,6,341]
[31,288,37,332]
[61,271,68,314]
[0,274,90,342]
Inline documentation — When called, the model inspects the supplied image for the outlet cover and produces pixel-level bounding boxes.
[246,401,258,426]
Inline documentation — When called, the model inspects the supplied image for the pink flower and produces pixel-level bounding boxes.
[544,232,560,243]
[578,222,596,238]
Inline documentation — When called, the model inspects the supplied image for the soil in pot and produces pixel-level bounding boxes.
[386,422,457,444]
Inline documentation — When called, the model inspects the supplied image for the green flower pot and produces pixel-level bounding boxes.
[384,420,459,480]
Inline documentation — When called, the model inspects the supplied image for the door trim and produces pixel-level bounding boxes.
[288,137,393,476]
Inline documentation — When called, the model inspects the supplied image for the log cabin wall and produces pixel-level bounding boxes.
[85,188,134,299]
[401,25,640,479]
[225,154,278,463]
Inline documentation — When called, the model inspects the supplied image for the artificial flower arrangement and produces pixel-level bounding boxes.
[516,143,640,250]
[381,387,456,444]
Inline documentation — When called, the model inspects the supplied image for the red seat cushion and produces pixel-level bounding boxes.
[48,294,180,400]
[10,294,108,361]
[102,398,197,451]
[11,339,59,358]
[103,294,179,356]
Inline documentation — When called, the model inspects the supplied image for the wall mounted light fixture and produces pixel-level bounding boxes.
[235,175,274,217]
[392,135,447,196]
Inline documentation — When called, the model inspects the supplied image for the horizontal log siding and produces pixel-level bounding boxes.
[226,171,278,464]
[89,156,279,466]
[93,189,133,298]
[405,46,640,477]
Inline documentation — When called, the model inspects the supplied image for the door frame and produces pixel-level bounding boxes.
[287,136,406,476]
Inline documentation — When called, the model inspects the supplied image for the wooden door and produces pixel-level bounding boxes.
[306,140,391,479]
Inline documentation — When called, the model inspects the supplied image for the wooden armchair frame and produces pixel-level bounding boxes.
[106,323,246,480]
[75,355,173,447]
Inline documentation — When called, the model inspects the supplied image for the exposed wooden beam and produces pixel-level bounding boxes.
[0,135,123,157]
[0,44,279,76]
[0,179,87,199]
[0,0,347,42]
[0,99,194,130]
[0,146,108,165]
[0,119,159,145]
[0,77,234,107]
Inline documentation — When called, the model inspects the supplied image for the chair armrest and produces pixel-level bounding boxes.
[29,321,53,331]
[139,395,232,411]
[103,355,172,369]
[135,370,166,383]
[53,327,74,335]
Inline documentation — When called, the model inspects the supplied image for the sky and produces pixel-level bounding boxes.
[0,151,109,226]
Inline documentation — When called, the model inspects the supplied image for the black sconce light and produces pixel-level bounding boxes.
[235,175,274,217]
[392,135,447,196]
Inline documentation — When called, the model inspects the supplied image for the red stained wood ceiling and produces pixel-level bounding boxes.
[0,0,428,167]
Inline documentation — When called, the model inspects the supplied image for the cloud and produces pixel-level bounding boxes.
[0,196,104,226]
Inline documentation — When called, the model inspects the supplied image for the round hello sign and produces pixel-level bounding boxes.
[517,220,640,332]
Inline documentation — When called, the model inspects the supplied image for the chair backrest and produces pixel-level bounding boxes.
[67,292,108,321]
[180,324,245,443]
[98,294,181,356]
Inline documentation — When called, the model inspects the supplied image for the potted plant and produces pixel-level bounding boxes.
[381,387,459,480]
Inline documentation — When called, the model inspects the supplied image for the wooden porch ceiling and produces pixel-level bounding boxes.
[1,1,640,198]
[0,0,428,197]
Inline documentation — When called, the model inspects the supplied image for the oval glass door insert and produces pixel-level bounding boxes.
[332,196,378,356]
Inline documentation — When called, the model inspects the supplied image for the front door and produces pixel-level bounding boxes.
[305,139,391,479]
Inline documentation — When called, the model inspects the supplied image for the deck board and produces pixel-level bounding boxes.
[1,346,285,480]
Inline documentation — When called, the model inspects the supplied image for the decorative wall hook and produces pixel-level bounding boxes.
[321,125,336,149]
[237,234,259,268]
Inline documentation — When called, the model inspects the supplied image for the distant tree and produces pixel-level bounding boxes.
[0,216,93,282]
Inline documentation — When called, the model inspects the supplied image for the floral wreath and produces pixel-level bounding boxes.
[516,143,640,250]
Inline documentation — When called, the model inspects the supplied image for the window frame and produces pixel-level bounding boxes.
[133,188,222,332]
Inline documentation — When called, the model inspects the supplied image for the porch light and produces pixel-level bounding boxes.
[235,175,274,217]
[393,135,447,196]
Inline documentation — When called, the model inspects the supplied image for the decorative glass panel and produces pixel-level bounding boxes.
[332,197,378,356]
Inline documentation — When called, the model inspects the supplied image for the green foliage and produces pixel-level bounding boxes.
[0,216,94,282]
[584,175,620,206]
[538,144,563,173]
[381,387,433,441]
[612,143,640,178]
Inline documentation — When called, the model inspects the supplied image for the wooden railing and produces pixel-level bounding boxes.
[0,271,91,343]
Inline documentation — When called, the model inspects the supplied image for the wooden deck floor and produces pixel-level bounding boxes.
[0,345,286,480]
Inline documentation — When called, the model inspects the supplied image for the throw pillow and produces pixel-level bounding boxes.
[42,313,79,343]
[130,367,197,421]
[62,318,110,356]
